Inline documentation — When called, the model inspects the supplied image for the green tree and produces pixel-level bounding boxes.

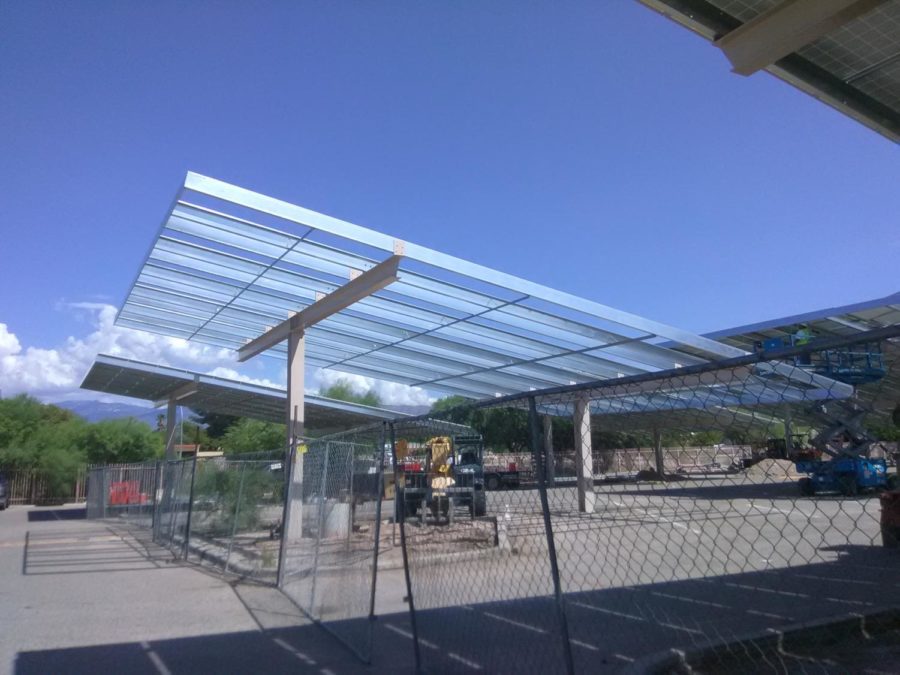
[0,395,75,450]
[319,379,382,407]
[77,418,162,464]
[220,418,285,454]
[430,396,476,425]
[190,409,240,439]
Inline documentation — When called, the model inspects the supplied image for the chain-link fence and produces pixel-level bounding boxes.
[391,327,900,673]
[81,327,900,672]
[154,458,195,556]
[85,451,287,580]
[279,423,389,663]
[85,461,159,526]
[186,451,285,580]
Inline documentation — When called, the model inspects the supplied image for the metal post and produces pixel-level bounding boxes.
[309,442,330,615]
[182,453,199,560]
[392,422,422,673]
[224,463,247,574]
[101,468,109,519]
[529,396,575,675]
[166,462,179,545]
[367,423,388,659]
[151,460,162,539]
[543,415,555,483]
[276,441,297,588]
[653,428,665,479]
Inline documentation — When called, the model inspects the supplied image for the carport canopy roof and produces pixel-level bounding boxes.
[81,354,403,433]
[116,172,751,402]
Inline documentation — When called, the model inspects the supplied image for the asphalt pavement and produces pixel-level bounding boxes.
[0,503,416,675]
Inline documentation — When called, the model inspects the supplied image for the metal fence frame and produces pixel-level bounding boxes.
[83,326,900,673]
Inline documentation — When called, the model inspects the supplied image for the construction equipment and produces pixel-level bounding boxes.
[396,433,487,524]
[787,338,896,496]
[797,455,892,496]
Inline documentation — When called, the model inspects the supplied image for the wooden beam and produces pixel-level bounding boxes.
[237,254,402,362]
[715,0,886,76]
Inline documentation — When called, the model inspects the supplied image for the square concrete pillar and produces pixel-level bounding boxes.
[285,330,306,541]
[574,395,594,513]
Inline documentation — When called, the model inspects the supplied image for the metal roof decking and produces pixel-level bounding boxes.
[117,173,750,401]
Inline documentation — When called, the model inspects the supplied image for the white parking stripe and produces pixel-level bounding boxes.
[570,639,600,651]
[649,591,729,609]
[384,623,439,650]
[140,641,172,675]
[482,611,547,634]
[571,601,645,622]
[746,609,792,621]
[658,621,703,635]
[447,652,483,670]
[271,637,317,665]
[721,582,809,598]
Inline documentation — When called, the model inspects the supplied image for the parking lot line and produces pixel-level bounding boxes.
[482,611,547,634]
[447,652,483,670]
[384,623,439,650]
[271,636,318,665]
[570,601,645,622]
[648,590,730,609]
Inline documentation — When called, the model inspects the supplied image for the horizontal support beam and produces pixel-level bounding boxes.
[153,379,199,407]
[238,254,402,361]
[715,0,886,76]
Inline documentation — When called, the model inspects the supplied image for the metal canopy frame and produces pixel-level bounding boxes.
[80,354,402,431]
[117,173,751,403]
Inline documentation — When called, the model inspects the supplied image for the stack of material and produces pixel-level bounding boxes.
[746,458,802,481]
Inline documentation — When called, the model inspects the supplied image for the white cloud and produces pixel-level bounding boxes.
[0,304,239,398]
[206,366,283,389]
[313,368,433,407]
[0,324,21,359]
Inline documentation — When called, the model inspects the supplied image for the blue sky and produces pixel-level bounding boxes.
[1,1,897,403]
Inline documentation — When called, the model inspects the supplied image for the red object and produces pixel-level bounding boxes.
[400,461,423,473]
[108,480,147,506]
[880,491,900,548]
[508,462,517,472]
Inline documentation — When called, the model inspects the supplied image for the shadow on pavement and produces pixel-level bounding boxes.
[27,507,87,521]
[621,479,880,502]
[22,525,168,576]
[14,620,418,675]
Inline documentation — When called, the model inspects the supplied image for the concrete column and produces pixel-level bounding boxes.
[165,398,178,461]
[653,428,665,479]
[574,395,594,513]
[542,415,555,483]
[286,329,306,540]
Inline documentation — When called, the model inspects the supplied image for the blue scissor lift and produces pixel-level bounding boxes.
[781,339,895,496]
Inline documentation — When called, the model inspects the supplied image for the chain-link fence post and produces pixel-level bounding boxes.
[276,443,296,588]
[151,459,162,539]
[366,421,388,660]
[309,441,331,615]
[392,421,422,673]
[182,453,199,560]
[224,462,248,574]
[528,395,575,675]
